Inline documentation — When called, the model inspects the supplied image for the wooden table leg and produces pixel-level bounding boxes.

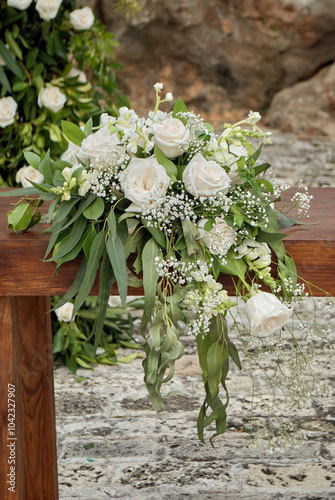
[0,296,58,500]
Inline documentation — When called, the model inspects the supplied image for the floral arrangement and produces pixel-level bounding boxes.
[0,0,131,186]
[3,83,333,445]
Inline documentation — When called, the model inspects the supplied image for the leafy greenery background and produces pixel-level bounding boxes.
[0,0,142,372]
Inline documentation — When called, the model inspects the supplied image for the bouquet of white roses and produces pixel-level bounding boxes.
[4,83,331,444]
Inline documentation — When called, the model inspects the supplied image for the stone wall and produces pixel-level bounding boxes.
[91,0,335,136]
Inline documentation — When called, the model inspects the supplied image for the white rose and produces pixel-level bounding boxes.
[245,292,292,337]
[120,156,170,213]
[198,217,236,256]
[61,141,81,164]
[35,0,62,20]
[70,7,95,30]
[55,302,74,323]
[0,96,17,128]
[15,165,44,188]
[67,67,87,84]
[152,118,189,159]
[7,0,33,9]
[38,86,66,113]
[182,153,231,197]
[79,128,120,165]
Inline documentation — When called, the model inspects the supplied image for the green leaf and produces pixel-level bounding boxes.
[61,120,86,146]
[0,187,39,197]
[52,329,65,354]
[53,197,79,224]
[141,238,160,333]
[227,340,242,370]
[0,40,23,78]
[0,67,11,93]
[117,352,144,363]
[257,230,287,243]
[172,97,188,116]
[207,342,228,398]
[92,256,116,349]
[52,258,87,311]
[23,152,41,169]
[72,229,106,318]
[141,219,166,248]
[5,28,23,61]
[84,117,93,137]
[83,197,105,220]
[154,145,178,178]
[106,232,127,306]
[8,202,32,232]
[83,442,95,450]
[220,249,247,278]
[12,81,28,92]
[47,216,88,262]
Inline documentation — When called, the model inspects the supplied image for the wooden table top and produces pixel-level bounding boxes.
[0,188,334,296]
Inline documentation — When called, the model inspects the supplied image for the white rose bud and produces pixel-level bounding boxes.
[55,302,74,323]
[70,7,95,30]
[7,0,33,10]
[0,96,17,128]
[245,292,292,337]
[152,118,189,159]
[35,0,62,20]
[38,86,66,113]
[120,156,170,213]
[67,67,87,84]
[15,165,44,188]
[182,153,231,197]
[198,217,236,256]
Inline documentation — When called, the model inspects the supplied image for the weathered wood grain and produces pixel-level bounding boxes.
[0,188,334,296]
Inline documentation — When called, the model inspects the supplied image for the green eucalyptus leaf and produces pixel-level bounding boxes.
[83,196,105,220]
[141,237,160,333]
[7,202,32,232]
[106,231,127,306]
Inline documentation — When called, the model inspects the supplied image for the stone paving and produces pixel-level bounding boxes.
[55,131,335,499]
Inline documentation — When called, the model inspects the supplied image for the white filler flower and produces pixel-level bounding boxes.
[198,217,236,256]
[0,96,17,128]
[245,291,292,337]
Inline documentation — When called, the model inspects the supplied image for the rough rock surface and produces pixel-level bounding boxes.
[265,63,335,140]
[56,131,335,499]
[92,0,335,128]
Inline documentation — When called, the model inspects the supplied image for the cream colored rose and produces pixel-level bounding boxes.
[182,153,231,197]
[198,217,236,256]
[35,0,62,20]
[38,86,66,112]
[79,128,121,165]
[55,302,74,322]
[0,96,17,128]
[70,7,95,30]
[120,156,170,213]
[8,0,33,10]
[61,141,81,164]
[245,292,292,337]
[152,118,189,158]
[15,165,44,188]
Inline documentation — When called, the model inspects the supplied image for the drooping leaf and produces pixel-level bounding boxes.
[7,202,32,232]
[141,237,160,333]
